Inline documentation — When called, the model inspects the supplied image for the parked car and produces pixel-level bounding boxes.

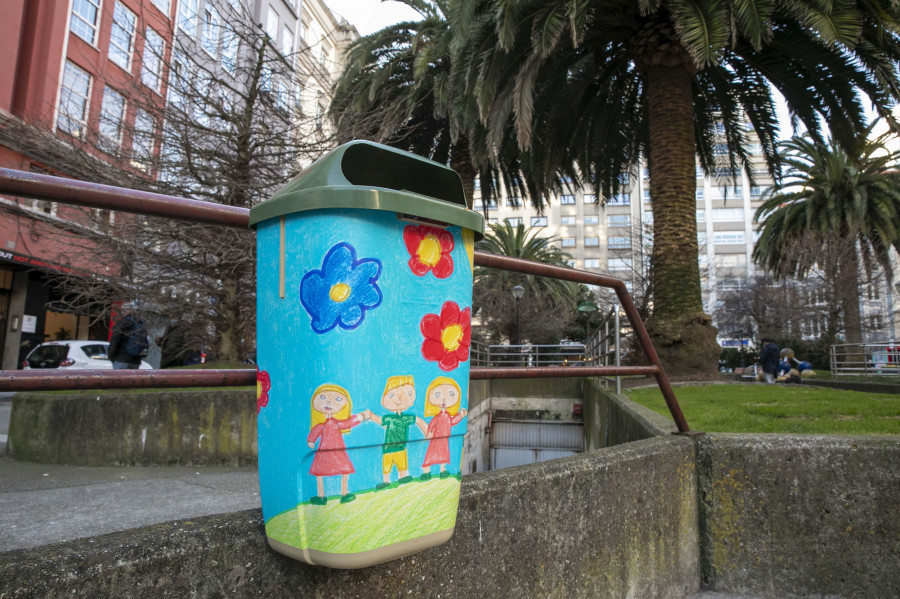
[22,341,152,370]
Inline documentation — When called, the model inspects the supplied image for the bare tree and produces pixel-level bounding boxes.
[1,3,336,362]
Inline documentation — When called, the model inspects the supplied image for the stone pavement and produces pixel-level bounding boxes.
[0,457,260,552]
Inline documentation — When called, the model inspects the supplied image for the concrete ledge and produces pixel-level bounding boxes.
[697,434,900,598]
[7,390,256,466]
[583,379,677,450]
[0,437,701,599]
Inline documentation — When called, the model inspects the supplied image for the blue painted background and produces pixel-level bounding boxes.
[256,209,473,522]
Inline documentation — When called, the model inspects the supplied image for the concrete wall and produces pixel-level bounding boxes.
[697,434,900,598]
[582,379,676,451]
[7,390,256,466]
[0,436,701,599]
[5,383,899,598]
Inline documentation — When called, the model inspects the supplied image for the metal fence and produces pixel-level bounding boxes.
[0,167,693,434]
[470,342,588,367]
[831,342,900,376]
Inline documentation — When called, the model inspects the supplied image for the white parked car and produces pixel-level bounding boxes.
[23,341,152,370]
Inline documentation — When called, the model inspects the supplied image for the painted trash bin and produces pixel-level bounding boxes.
[249,141,485,568]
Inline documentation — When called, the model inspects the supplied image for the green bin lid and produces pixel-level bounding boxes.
[249,141,484,238]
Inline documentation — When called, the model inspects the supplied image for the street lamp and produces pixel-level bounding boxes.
[512,285,524,346]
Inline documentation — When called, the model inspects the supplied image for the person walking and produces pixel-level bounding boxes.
[108,303,149,370]
[759,338,780,384]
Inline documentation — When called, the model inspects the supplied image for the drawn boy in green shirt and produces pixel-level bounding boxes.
[368,375,427,489]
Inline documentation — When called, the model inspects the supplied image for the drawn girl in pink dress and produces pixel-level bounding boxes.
[307,383,371,505]
[420,377,467,480]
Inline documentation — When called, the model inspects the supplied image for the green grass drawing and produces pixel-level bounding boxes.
[265,477,461,554]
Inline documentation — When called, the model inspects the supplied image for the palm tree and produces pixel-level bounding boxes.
[329,0,577,210]
[754,128,900,344]
[474,222,583,344]
[451,0,900,373]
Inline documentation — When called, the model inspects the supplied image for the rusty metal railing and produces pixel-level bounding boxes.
[0,167,693,434]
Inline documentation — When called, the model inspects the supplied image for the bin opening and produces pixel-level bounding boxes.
[341,144,467,207]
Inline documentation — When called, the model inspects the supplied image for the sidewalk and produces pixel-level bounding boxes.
[0,457,260,552]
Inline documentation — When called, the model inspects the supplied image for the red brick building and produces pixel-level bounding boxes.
[0,0,176,368]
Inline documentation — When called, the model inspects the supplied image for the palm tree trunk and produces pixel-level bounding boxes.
[645,64,702,320]
[840,241,863,343]
[450,135,476,209]
[641,61,719,375]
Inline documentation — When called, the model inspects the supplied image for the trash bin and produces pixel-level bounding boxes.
[250,141,484,568]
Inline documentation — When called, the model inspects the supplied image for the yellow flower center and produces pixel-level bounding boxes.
[329,282,351,302]
[442,324,463,352]
[257,381,262,399]
[417,235,442,267]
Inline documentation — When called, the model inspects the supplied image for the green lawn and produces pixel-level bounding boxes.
[626,384,900,435]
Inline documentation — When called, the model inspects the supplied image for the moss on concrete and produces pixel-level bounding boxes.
[7,389,256,466]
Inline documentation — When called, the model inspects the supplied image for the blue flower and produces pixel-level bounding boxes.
[300,243,383,334]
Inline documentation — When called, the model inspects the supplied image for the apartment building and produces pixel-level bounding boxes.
[0,0,356,368]
[474,146,897,344]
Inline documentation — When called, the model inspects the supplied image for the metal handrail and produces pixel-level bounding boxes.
[831,342,900,376]
[0,167,693,434]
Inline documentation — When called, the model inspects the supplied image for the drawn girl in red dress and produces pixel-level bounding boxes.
[420,377,467,480]
[307,383,371,505]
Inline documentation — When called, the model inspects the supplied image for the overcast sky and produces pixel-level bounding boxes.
[324,0,421,36]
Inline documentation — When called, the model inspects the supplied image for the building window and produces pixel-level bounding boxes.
[484,198,498,210]
[713,231,746,245]
[506,196,523,208]
[109,2,137,70]
[561,194,575,205]
[141,28,165,92]
[608,258,632,271]
[561,237,576,248]
[712,208,745,222]
[750,186,762,198]
[505,217,523,227]
[282,24,294,54]
[643,211,654,224]
[584,216,599,225]
[99,86,126,149]
[584,259,600,268]
[70,0,102,44]
[643,189,651,202]
[608,237,630,249]
[275,79,290,112]
[202,6,221,57]
[696,188,704,200]
[609,193,630,206]
[583,194,597,204]
[585,237,600,247]
[57,61,91,136]
[607,215,630,227]
[222,29,239,74]
[716,254,747,267]
[560,216,575,226]
[488,218,498,224]
[266,6,279,39]
[531,216,547,227]
[178,0,198,36]
[131,108,156,170]
[151,0,171,15]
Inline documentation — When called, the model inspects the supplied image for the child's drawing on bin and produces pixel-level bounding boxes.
[367,375,428,489]
[306,383,373,505]
[421,377,467,480]
[403,224,455,278]
[420,301,472,371]
[299,242,382,334]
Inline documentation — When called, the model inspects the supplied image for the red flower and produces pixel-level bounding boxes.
[421,301,471,371]
[257,368,271,414]
[404,225,454,278]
